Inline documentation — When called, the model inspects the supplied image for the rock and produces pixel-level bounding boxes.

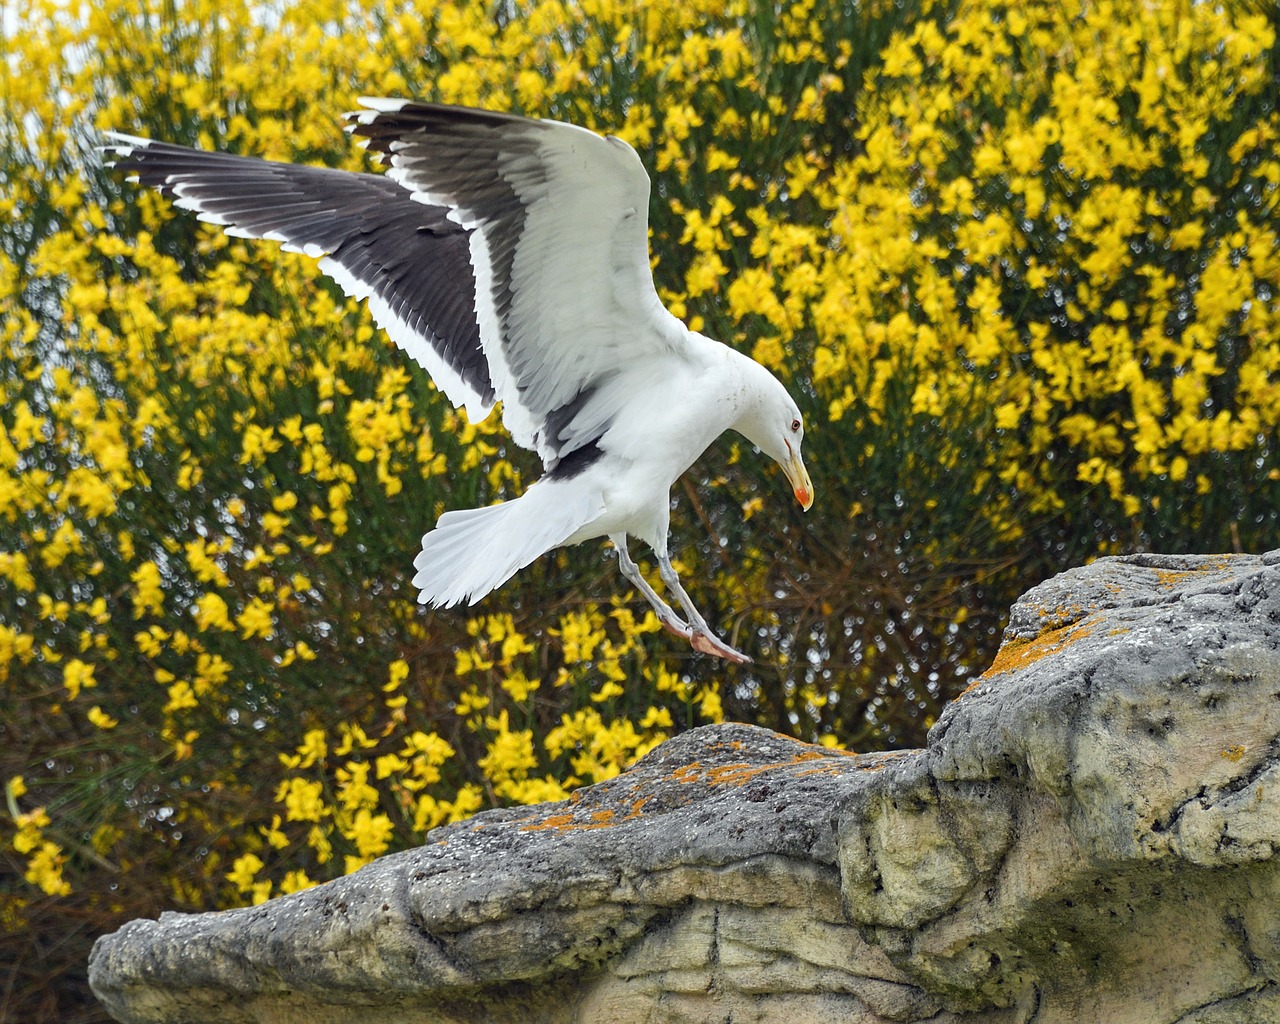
[90,552,1280,1024]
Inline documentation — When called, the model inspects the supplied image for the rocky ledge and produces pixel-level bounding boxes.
[90,551,1280,1024]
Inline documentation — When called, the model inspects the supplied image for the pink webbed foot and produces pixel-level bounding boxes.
[690,629,752,664]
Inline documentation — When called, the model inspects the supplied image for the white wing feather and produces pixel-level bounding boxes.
[350,100,691,459]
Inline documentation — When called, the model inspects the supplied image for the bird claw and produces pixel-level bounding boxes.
[690,629,752,664]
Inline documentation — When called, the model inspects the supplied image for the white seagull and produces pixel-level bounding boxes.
[102,100,814,663]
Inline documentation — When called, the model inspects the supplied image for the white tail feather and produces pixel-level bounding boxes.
[413,482,605,607]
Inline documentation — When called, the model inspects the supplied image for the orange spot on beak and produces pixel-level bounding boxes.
[784,446,814,511]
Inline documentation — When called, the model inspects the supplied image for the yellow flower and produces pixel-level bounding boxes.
[697,686,724,724]
[479,715,537,797]
[591,680,625,703]
[640,706,673,730]
[454,646,494,675]
[40,520,84,569]
[374,753,408,779]
[260,815,289,850]
[555,609,604,664]
[239,423,283,466]
[24,840,72,897]
[307,825,334,865]
[184,539,230,587]
[62,659,96,701]
[193,653,232,693]
[0,552,36,591]
[276,778,327,823]
[454,686,491,717]
[335,761,379,812]
[226,853,264,893]
[235,597,275,640]
[8,401,46,450]
[279,870,316,894]
[333,722,377,756]
[994,402,1022,430]
[345,808,393,858]
[280,729,328,770]
[133,625,168,658]
[343,854,372,875]
[193,592,233,632]
[163,681,198,715]
[384,659,409,692]
[498,630,534,667]
[400,731,454,787]
[500,670,539,703]
[87,706,118,730]
[441,785,483,824]
[751,336,785,372]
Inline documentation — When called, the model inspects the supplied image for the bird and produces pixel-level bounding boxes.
[101,99,814,664]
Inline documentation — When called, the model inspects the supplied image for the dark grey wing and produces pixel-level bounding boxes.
[101,134,494,418]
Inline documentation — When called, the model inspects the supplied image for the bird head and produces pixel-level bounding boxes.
[734,367,814,512]
[780,412,814,511]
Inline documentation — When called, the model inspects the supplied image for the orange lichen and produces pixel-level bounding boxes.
[518,809,616,833]
[963,615,1099,694]
[705,762,781,786]
[1152,558,1239,589]
[519,813,577,832]
[1154,569,1195,589]
[1036,602,1088,621]
[1221,745,1246,762]
[794,766,844,779]
[671,763,703,784]
[669,749,850,788]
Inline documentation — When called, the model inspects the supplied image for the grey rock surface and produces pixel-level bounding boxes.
[90,551,1280,1023]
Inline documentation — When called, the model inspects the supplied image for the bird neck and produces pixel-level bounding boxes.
[715,344,783,454]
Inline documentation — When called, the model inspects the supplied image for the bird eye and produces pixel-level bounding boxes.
[790,418,801,432]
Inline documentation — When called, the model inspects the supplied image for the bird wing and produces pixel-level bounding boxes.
[347,100,691,465]
[99,134,495,421]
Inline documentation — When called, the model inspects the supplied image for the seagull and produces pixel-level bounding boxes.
[101,100,814,664]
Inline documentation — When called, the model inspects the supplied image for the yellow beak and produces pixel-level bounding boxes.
[783,447,814,511]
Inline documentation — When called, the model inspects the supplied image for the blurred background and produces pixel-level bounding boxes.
[2,0,1277,1018]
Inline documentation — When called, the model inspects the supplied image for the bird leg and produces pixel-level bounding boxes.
[655,552,752,665]
[612,538,752,664]
[613,537,693,641]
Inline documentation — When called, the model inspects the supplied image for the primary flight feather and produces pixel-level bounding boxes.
[101,100,814,663]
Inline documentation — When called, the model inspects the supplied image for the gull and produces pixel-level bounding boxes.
[101,100,814,663]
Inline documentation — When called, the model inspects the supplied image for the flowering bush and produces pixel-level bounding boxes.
[2,0,1277,1017]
